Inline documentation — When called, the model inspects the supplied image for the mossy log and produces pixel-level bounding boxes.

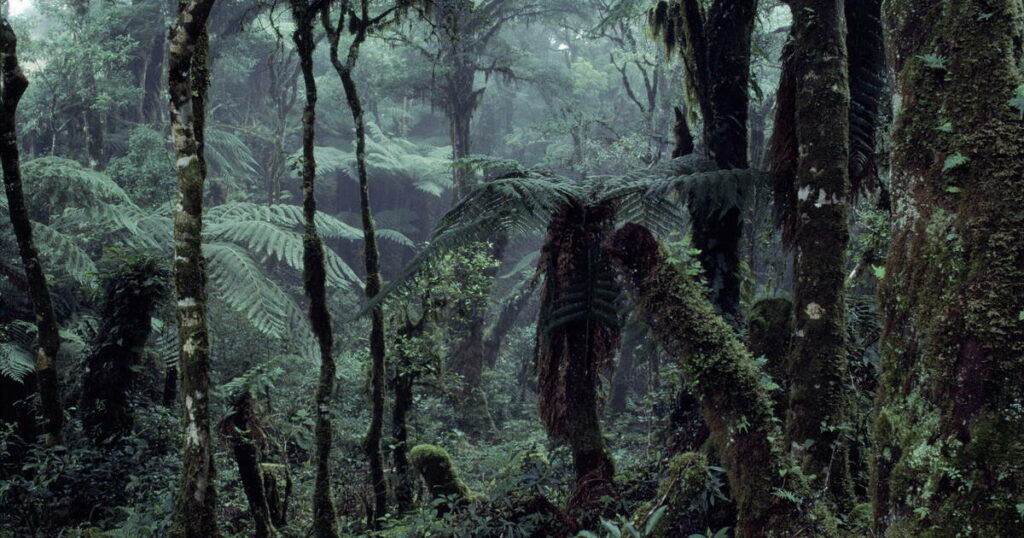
[606,223,835,538]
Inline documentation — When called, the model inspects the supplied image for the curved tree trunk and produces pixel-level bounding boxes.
[0,15,64,448]
[781,0,854,506]
[289,3,339,537]
[167,1,218,535]
[606,223,836,538]
[871,1,1024,534]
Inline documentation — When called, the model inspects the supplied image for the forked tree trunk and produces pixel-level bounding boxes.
[0,15,64,448]
[872,1,1024,534]
[782,0,854,506]
[167,1,218,535]
[322,1,388,526]
[606,223,836,538]
[290,3,339,537]
[220,392,275,538]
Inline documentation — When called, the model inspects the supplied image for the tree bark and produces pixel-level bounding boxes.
[782,0,854,506]
[323,1,388,526]
[167,1,218,535]
[606,223,836,538]
[290,3,339,537]
[0,15,64,448]
[220,392,275,538]
[872,1,1024,534]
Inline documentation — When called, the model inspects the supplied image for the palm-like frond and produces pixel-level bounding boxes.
[31,222,99,286]
[22,157,134,217]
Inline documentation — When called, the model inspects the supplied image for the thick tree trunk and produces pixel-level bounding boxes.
[537,202,619,523]
[782,0,854,507]
[871,2,1024,534]
[290,4,339,537]
[167,1,218,535]
[0,16,64,448]
[323,2,387,525]
[606,223,836,538]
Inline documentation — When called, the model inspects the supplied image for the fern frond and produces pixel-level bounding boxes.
[205,243,295,338]
[32,222,99,286]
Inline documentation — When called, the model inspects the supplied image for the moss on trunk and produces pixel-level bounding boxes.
[606,223,836,538]
[409,444,473,514]
[782,0,855,508]
[872,1,1024,534]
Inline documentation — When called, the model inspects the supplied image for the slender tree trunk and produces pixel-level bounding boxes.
[390,320,418,513]
[782,0,853,506]
[0,15,64,448]
[606,223,835,538]
[167,1,218,535]
[608,338,636,416]
[323,2,387,525]
[482,283,531,368]
[289,4,339,537]
[872,2,1024,534]
[220,392,275,538]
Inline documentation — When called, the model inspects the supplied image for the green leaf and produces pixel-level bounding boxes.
[935,121,953,133]
[942,152,969,172]
[917,53,947,69]
[645,505,668,535]
[944,185,962,194]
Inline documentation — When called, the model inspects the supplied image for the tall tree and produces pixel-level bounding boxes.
[288,2,339,536]
[872,1,1024,534]
[780,0,853,504]
[649,0,758,324]
[321,0,405,525]
[167,0,218,535]
[0,13,64,448]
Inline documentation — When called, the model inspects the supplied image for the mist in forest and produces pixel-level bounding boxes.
[2,1,1022,537]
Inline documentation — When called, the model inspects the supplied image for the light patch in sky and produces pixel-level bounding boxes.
[10,0,32,16]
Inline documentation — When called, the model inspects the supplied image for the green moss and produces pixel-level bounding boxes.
[409,444,473,504]
[634,452,709,538]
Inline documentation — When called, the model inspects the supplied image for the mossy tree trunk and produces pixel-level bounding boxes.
[536,201,619,521]
[871,1,1024,534]
[289,3,338,536]
[781,0,854,506]
[606,223,835,538]
[167,0,218,535]
[0,15,64,448]
[322,1,398,526]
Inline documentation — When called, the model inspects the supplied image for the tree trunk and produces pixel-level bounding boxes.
[290,3,339,537]
[536,202,619,523]
[871,2,1024,534]
[0,15,64,448]
[323,2,387,526]
[167,1,218,535]
[608,338,636,416]
[782,0,853,506]
[220,392,275,538]
[390,321,417,513]
[606,223,836,538]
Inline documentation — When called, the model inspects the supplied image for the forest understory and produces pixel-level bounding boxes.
[1,0,1023,537]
